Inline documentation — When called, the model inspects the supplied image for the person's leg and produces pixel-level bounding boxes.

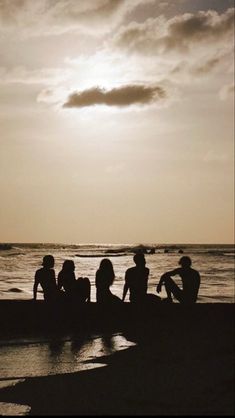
[164,276,183,302]
[146,293,161,303]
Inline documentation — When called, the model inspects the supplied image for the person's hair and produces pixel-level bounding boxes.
[179,256,192,267]
[133,253,145,265]
[42,255,54,268]
[62,260,75,272]
[99,258,115,281]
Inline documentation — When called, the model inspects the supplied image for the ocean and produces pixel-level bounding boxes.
[0,243,234,303]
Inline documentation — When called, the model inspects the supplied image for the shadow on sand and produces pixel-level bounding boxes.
[0,303,234,415]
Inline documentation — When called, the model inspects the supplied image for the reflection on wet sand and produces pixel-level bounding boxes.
[0,333,135,415]
[0,335,135,390]
[0,402,31,416]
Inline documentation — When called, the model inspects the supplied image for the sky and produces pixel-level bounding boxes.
[0,0,234,244]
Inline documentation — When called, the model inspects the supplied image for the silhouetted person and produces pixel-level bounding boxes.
[76,276,91,303]
[122,253,149,303]
[58,260,77,298]
[58,260,90,303]
[33,255,57,302]
[156,256,201,304]
[96,258,121,304]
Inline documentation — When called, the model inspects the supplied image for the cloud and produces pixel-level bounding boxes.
[107,7,234,86]
[219,83,235,100]
[0,66,72,85]
[63,84,166,108]
[191,57,224,75]
[112,8,234,54]
[0,0,154,36]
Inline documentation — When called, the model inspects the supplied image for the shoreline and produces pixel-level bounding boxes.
[0,303,234,415]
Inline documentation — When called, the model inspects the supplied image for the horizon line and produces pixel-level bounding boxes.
[1,241,234,246]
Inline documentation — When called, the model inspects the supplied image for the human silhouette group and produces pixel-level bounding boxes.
[33,253,200,305]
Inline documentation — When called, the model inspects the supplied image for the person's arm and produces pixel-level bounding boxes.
[156,269,180,293]
[95,270,99,289]
[52,269,57,287]
[194,271,201,300]
[144,268,149,293]
[33,272,39,301]
[122,273,129,302]
[122,282,129,302]
[57,272,62,291]
[86,278,91,302]
[197,272,201,292]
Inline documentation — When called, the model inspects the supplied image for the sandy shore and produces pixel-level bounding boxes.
[0,303,234,415]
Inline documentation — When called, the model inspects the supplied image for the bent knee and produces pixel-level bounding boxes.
[164,276,175,285]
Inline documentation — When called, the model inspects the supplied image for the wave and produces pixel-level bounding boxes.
[206,250,235,256]
[7,288,23,293]
[75,253,130,258]
[1,252,25,258]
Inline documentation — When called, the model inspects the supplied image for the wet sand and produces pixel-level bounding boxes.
[0,303,234,415]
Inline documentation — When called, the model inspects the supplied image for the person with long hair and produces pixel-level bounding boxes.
[58,260,77,298]
[58,260,90,303]
[95,258,121,304]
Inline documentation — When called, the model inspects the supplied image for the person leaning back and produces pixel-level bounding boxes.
[156,256,200,304]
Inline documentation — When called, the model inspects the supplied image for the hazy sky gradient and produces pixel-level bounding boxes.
[0,0,234,244]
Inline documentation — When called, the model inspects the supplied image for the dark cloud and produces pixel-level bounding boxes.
[165,8,234,49]
[113,8,234,53]
[192,57,223,74]
[63,84,166,108]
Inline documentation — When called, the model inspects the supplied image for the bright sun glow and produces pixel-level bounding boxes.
[66,52,137,90]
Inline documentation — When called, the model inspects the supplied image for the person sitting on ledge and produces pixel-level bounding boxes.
[96,258,122,304]
[33,255,57,302]
[57,260,77,299]
[58,260,91,303]
[76,276,91,303]
[122,253,149,303]
[156,256,201,304]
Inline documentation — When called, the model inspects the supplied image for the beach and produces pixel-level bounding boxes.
[0,302,234,415]
[1,0,234,415]
[0,243,234,303]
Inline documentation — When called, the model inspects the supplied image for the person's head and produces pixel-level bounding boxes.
[42,255,54,269]
[99,258,115,277]
[133,253,146,267]
[179,256,192,268]
[62,260,75,272]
